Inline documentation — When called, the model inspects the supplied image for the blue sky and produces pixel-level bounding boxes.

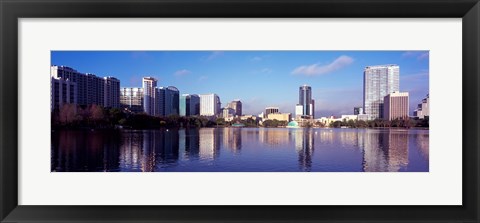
[51,51,429,117]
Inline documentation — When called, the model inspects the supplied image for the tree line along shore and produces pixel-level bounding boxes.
[52,104,429,130]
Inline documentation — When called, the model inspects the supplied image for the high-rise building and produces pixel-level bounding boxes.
[383,92,409,121]
[51,66,120,108]
[180,94,200,116]
[363,64,400,120]
[265,107,279,116]
[199,94,221,116]
[50,76,77,111]
[228,100,242,116]
[51,66,87,105]
[310,99,315,119]
[164,86,180,116]
[413,94,429,119]
[155,87,165,116]
[104,76,120,108]
[85,73,105,106]
[120,87,144,113]
[142,77,157,116]
[299,85,313,117]
[189,94,200,116]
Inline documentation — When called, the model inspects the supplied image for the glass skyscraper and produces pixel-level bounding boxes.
[363,64,400,120]
[299,85,314,117]
[180,94,200,116]
[164,86,180,116]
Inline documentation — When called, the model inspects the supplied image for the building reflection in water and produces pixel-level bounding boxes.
[198,128,221,160]
[119,130,142,171]
[361,130,408,172]
[51,130,121,172]
[51,128,427,172]
[415,132,429,161]
[222,128,242,154]
[119,130,179,172]
[179,128,200,160]
[259,128,291,148]
[295,129,315,172]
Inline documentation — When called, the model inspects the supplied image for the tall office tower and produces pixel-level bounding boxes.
[383,92,409,121]
[310,99,315,119]
[180,94,200,116]
[142,77,157,116]
[120,87,144,113]
[199,94,221,116]
[299,85,313,117]
[179,94,188,116]
[413,94,429,119]
[363,64,400,120]
[265,107,279,116]
[50,76,77,111]
[228,100,242,116]
[164,86,180,116]
[155,87,165,116]
[104,76,120,108]
[190,94,200,116]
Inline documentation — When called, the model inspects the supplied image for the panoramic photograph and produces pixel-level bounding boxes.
[50,51,429,172]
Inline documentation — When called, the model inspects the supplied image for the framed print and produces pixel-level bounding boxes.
[1,0,479,222]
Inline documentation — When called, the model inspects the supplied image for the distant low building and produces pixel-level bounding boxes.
[341,115,358,121]
[354,106,363,115]
[317,116,343,127]
[413,94,429,119]
[357,114,369,121]
[267,113,291,122]
[265,107,279,117]
[240,115,257,121]
[222,107,235,121]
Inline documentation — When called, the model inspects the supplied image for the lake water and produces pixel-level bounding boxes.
[51,128,429,172]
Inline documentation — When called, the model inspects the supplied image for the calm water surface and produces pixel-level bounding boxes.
[51,128,429,172]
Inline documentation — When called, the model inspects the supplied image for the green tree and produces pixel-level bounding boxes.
[216,117,226,126]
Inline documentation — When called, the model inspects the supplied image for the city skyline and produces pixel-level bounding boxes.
[51,51,429,117]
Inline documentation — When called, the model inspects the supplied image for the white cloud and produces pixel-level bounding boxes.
[291,55,354,76]
[174,69,191,76]
[417,52,429,60]
[206,51,224,61]
[251,56,263,62]
[402,51,429,60]
[198,75,208,81]
[261,68,272,74]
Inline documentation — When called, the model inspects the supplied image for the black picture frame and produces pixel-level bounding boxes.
[1,0,479,222]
